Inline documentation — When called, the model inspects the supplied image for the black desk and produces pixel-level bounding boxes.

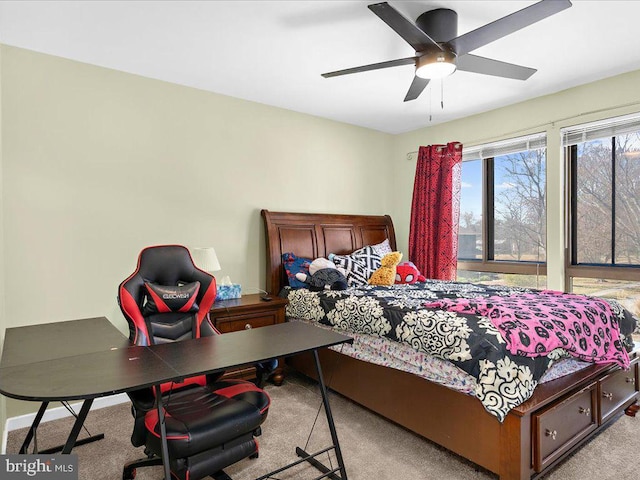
[0,317,144,455]
[0,317,353,480]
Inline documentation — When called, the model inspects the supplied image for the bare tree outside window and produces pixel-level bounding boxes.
[614,133,640,264]
[575,139,613,264]
[570,130,640,318]
[575,133,640,265]
[494,149,546,262]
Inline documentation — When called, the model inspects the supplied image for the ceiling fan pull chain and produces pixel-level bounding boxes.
[441,79,444,110]
[429,84,433,122]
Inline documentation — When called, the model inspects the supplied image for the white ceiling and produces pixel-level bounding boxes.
[1,0,640,134]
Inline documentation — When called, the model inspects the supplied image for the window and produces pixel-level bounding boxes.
[458,159,482,260]
[564,113,640,317]
[457,133,547,287]
[493,150,546,262]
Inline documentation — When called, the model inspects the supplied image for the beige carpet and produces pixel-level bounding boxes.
[6,372,640,480]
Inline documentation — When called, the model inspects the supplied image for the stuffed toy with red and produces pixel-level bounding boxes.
[394,261,426,284]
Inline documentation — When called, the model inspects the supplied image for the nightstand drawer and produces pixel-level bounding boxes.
[216,313,278,333]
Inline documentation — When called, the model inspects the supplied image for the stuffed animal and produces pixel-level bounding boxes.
[368,252,403,286]
[295,257,348,291]
[395,261,427,284]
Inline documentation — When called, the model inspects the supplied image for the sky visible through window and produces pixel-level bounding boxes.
[460,158,522,218]
[460,160,482,218]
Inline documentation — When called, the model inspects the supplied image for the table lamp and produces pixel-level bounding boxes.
[190,247,221,273]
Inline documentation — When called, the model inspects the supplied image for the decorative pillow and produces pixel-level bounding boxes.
[282,252,312,288]
[331,246,382,286]
[369,239,392,257]
[143,281,200,316]
[369,252,403,286]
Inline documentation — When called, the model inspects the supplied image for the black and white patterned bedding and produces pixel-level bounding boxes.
[283,280,637,421]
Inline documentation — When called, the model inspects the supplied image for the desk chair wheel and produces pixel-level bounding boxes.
[123,455,161,479]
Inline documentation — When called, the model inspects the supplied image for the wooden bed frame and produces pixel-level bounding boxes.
[261,209,639,480]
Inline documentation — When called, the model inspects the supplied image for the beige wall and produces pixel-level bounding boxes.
[391,69,640,291]
[0,45,392,419]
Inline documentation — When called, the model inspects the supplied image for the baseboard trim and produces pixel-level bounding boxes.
[2,394,129,453]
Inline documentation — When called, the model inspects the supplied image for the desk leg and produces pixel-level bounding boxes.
[311,349,348,480]
[155,385,172,480]
[18,400,104,455]
[60,399,94,454]
[19,402,49,454]
[257,349,348,480]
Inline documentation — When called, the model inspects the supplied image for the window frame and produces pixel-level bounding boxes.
[457,154,547,279]
[565,139,640,286]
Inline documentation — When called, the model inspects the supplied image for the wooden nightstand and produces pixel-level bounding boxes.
[209,293,288,385]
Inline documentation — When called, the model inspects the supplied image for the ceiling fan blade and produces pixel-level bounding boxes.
[322,56,417,78]
[457,54,536,80]
[448,0,572,56]
[404,76,430,102]
[368,2,441,51]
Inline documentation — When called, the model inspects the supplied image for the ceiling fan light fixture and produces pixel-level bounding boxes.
[415,50,457,79]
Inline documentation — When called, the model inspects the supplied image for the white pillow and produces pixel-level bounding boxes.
[369,239,392,257]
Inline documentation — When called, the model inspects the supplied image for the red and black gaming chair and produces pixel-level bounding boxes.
[118,245,270,480]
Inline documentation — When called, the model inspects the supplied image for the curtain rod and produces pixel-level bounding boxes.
[407,141,462,158]
[405,99,640,159]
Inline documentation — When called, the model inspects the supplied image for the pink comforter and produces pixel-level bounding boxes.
[426,290,629,368]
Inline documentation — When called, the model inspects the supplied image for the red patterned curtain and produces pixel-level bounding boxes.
[409,142,463,280]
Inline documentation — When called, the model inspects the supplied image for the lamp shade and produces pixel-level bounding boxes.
[191,247,221,273]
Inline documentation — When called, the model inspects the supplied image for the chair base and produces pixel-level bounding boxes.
[122,455,237,480]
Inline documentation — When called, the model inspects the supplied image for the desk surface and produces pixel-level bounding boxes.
[149,321,352,378]
[0,318,352,403]
[0,317,177,401]
[1,317,130,368]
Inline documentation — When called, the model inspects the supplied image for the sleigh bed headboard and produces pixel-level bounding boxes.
[261,210,397,295]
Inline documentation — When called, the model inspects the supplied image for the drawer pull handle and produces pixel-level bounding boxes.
[579,407,591,416]
[603,392,613,400]
[625,377,635,384]
[545,429,557,440]
[245,323,252,330]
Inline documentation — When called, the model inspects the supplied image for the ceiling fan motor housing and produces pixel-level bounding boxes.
[415,8,458,44]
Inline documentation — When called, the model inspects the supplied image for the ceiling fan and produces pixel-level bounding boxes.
[322,0,572,101]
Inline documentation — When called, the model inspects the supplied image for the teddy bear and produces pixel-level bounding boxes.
[395,261,427,284]
[368,252,403,286]
[295,257,348,291]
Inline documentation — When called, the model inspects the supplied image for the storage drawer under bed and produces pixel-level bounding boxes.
[599,358,639,424]
[533,381,597,472]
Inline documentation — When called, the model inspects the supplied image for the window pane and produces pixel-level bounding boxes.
[458,159,482,260]
[457,270,547,289]
[614,133,640,265]
[575,139,612,264]
[571,277,640,317]
[493,149,546,262]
